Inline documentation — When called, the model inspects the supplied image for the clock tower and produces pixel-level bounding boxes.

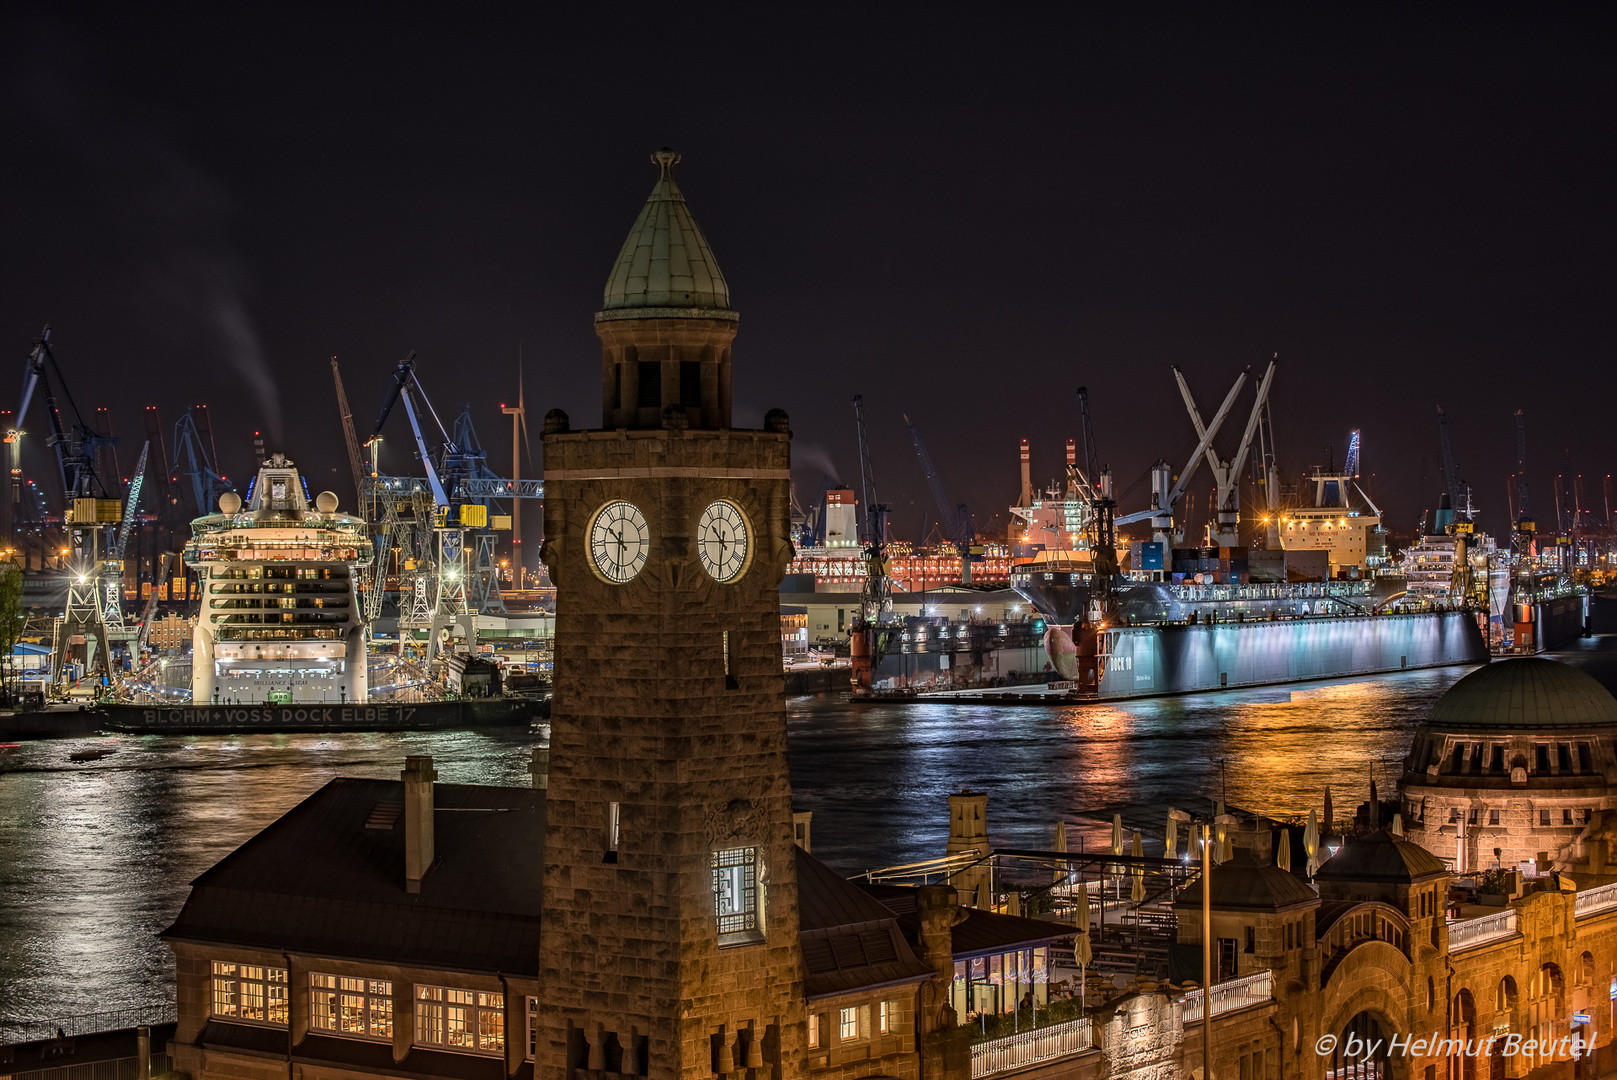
[536,150,806,1080]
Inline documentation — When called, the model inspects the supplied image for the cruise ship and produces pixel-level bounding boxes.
[184,454,373,704]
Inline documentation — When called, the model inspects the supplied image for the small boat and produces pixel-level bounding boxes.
[68,746,115,762]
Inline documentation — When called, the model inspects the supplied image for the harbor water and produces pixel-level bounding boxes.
[2,636,1615,1038]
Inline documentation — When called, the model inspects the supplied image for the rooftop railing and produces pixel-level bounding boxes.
[1448,908,1518,951]
[1576,882,1617,918]
[969,1017,1093,1079]
[1179,970,1273,1024]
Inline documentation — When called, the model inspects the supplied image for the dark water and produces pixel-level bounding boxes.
[2,635,1615,1033]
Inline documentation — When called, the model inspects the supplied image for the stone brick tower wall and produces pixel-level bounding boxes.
[536,149,807,1080]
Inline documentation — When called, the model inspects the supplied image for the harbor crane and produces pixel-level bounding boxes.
[1435,406,1472,525]
[1071,386,1118,608]
[1172,360,1275,548]
[902,412,971,577]
[1114,366,1253,548]
[331,357,367,511]
[1513,410,1534,554]
[14,326,126,684]
[849,394,890,692]
[371,351,542,660]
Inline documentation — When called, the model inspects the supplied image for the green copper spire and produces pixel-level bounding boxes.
[597,148,737,322]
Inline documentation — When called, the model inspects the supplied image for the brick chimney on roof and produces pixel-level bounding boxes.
[402,756,437,893]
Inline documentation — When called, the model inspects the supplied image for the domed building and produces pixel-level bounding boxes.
[1400,657,1617,874]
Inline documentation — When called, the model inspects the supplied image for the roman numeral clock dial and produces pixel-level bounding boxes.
[589,500,650,583]
[697,500,751,583]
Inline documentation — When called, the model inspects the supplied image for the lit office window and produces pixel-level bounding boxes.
[311,974,392,1038]
[415,985,504,1054]
[212,962,288,1025]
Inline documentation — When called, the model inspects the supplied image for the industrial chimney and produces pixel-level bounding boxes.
[402,755,437,893]
[1019,440,1033,508]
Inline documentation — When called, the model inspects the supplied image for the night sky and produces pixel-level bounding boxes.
[2,8,1612,562]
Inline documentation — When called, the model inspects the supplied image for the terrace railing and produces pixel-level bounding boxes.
[1576,881,1617,918]
[1447,908,1518,951]
[969,1016,1094,1079]
[1179,970,1273,1024]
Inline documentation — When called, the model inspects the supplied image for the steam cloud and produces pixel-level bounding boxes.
[13,19,284,441]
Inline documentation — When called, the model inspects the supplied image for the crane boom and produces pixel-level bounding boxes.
[112,441,149,560]
[331,357,367,507]
[1436,406,1468,520]
[1076,386,1099,482]
[1514,410,1532,523]
[902,413,968,549]
[1343,429,1361,479]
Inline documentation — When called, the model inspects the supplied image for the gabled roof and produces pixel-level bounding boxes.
[162,778,544,974]
[795,847,936,1000]
[599,148,735,322]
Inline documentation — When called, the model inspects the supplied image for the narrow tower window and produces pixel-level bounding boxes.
[723,631,738,690]
[604,802,620,863]
[712,847,764,946]
[679,361,702,407]
[637,361,660,409]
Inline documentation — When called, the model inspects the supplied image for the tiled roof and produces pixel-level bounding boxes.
[599,148,734,320]
[163,778,544,974]
[795,847,935,1000]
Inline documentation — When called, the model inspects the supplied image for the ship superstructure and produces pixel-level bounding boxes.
[184,454,373,704]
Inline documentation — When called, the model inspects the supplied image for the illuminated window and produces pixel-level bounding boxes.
[879,1001,894,1035]
[712,847,764,945]
[212,962,288,1025]
[311,974,392,1038]
[526,997,538,1060]
[808,1013,821,1048]
[839,1007,861,1041]
[415,985,504,1054]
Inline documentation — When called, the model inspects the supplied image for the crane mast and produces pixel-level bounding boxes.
[331,357,367,512]
[849,395,890,692]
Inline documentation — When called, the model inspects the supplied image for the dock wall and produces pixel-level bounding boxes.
[1097,611,1488,698]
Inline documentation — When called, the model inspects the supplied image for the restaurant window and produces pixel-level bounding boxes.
[712,847,764,945]
[415,986,505,1054]
[311,974,392,1039]
[212,962,288,1025]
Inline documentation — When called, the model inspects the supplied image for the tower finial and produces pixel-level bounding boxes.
[652,146,681,181]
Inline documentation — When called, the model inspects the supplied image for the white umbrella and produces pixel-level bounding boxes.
[1112,813,1124,855]
[1276,827,1291,872]
[1304,809,1320,876]
[1131,831,1146,901]
[1165,808,1178,859]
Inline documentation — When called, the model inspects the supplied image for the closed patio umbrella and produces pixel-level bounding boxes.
[1130,831,1145,901]
[1276,827,1291,872]
[1304,809,1320,876]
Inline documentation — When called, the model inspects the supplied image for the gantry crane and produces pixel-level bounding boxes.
[1171,360,1275,548]
[14,327,125,684]
[371,351,542,662]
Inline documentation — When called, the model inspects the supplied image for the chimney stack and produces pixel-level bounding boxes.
[402,755,437,893]
[1019,440,1033,508]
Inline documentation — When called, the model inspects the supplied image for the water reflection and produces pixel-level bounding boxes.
[0,636,1613,1030]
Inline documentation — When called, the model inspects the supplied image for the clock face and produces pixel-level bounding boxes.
[697,500,751,583]
[589,501,650,583]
